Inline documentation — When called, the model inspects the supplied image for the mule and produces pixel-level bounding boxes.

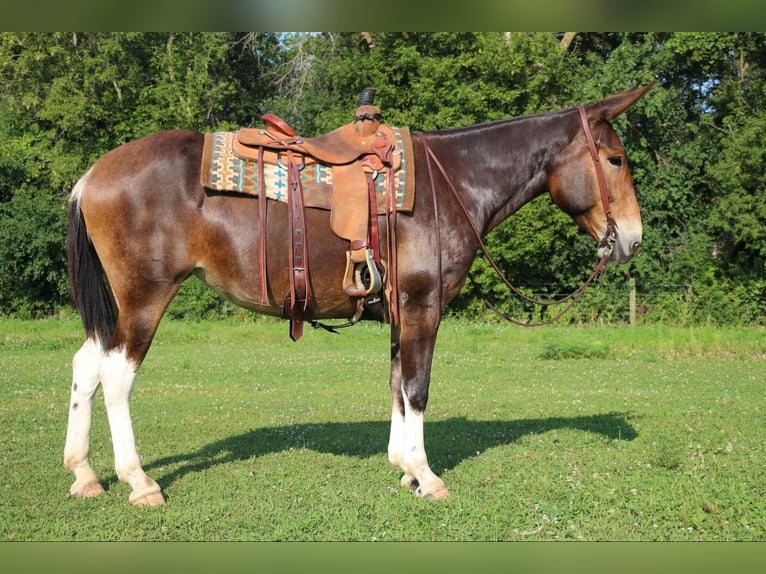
[65,84,652,505]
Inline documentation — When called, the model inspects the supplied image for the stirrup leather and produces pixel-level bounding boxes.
[343,247,382,298]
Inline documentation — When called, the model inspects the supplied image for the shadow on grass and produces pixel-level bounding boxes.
[142,412,637,492]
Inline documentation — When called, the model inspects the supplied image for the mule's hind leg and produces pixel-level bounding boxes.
[65,333,165,505]
[97,299,182,507]
[64,338,107,498]
[99,341,165,507]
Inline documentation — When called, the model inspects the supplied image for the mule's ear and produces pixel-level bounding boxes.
[587,81,656,122]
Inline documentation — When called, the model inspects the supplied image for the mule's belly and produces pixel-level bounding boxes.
[194,196,361,320]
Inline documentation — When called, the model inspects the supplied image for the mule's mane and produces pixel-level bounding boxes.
[420,107,573,138]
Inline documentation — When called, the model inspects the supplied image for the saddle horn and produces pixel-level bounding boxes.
[355,87,381,126]
[358,87,377,107]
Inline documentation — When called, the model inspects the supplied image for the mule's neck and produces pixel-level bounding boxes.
[423,109,574,237]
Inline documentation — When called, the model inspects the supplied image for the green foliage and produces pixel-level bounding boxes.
[0,188,68,317]
[538,338,609,360]
[0,33,282,317]
[166,278,240,322]
[708,109,766,268]
[1,32,765,324]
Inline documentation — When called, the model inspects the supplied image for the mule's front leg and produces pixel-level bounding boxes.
[387,324,450,500]
[64,338,106,498]
[100,349,165,506]
[389,389,450,499]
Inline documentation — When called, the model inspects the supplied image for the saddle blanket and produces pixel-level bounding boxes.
[200,127,415,213]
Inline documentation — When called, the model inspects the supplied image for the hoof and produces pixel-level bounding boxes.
[401,474,451,500]
[70,481,105,499]
[130,491,166,507]
[420,486,451,500]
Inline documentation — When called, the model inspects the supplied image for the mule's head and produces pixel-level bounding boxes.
[548,83,653,264]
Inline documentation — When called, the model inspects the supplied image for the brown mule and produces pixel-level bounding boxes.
[65,84,652,505]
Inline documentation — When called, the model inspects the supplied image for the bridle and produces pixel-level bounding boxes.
[417,105,617,327]
[578,105,618,254]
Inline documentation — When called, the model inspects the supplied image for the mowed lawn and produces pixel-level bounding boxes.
[1,317,765,541]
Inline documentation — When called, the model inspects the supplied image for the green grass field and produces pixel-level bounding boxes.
[1,317,764,541]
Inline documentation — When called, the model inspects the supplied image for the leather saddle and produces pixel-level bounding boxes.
[230,89,398,340]
[232,106,398,243]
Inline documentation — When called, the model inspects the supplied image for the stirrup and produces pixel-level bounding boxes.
[343,247,382,298]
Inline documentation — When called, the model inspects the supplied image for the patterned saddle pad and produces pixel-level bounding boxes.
[200,127,415,213]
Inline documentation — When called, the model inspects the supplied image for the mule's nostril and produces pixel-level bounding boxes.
[631,240,641,253]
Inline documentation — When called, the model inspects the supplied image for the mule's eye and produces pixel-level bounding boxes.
[607,156,623,167]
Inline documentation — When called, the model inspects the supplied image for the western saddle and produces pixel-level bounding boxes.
[231,88,399,340]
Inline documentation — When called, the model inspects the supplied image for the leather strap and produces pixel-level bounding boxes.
[578,105,617,245]
[366,172,381,267]
[258,146,268,305]
[286,150,312,341]
[385,164,399,326]
[418,133,445,319]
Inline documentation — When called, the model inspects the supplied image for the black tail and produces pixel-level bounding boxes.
[66,188,117,346]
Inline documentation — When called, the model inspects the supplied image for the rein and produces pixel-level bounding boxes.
[416,105,615,327]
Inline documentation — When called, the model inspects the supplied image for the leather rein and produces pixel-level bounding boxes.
[417,105,617,327]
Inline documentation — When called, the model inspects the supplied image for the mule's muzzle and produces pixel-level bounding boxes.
[607,233,642,264]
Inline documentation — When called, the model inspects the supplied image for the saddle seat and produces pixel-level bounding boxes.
[234,108,394,168]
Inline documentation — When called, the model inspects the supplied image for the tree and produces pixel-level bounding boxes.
[1,32,764,324]
[0,32,283,316]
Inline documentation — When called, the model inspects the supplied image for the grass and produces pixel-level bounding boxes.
[1,316,765,541]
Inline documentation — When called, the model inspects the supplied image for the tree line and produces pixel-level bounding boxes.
[1,32,764,325]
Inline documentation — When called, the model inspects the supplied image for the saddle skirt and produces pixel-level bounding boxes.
[200,127,415,217]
